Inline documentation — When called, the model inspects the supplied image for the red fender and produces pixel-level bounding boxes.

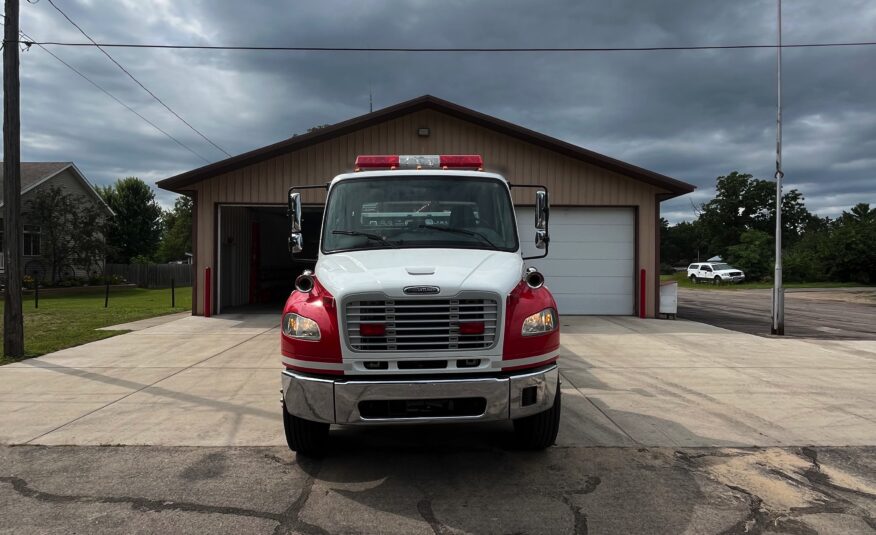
[502,280,561,371]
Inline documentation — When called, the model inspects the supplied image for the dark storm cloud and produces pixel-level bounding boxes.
[13,0,876,218]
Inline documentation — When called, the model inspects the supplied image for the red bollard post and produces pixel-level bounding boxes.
[639,268,646,318]
[204,267,212,318]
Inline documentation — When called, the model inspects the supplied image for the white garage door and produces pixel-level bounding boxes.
[517,207,635,315]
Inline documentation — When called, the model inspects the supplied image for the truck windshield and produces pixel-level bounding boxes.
[322,176,518,253]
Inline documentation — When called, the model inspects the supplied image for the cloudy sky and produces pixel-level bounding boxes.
[13,0,876,222]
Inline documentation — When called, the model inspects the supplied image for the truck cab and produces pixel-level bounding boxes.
[281,155,561,454]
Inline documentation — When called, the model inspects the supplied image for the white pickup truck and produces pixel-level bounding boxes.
[280,154,561,455]
[687,262,746,284]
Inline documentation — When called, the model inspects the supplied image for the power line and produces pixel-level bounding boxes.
[19,29,210,163]
[44,0,232,157]
[14,40,876,52]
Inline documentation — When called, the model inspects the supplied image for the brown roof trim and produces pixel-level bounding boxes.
[157,94,695,197]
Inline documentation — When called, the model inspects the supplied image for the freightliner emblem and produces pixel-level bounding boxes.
[403,286,440,295]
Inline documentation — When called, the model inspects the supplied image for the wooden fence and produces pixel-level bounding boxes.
[106,263,193,289]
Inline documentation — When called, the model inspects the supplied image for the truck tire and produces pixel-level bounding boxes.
[689,275,697,284]
[513,382,561,450]
[713,276,722,285]
[283,402,329,456]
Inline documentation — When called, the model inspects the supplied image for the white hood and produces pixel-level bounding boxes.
[315,248,523,300]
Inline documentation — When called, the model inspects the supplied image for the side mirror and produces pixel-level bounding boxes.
[535,190,549,230]
[288,191,303,254]
[534,190,549,250]
[535,230,548,250]
[288,233,304,254]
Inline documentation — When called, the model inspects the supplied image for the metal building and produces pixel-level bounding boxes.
[157,95,694,317]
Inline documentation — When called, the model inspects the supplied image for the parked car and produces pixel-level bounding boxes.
[687,262,745,284]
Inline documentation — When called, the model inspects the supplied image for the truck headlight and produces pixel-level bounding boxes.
[521,308,557,336]
[283,313,321,340]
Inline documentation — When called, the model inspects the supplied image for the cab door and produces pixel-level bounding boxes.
[700,265,713,280]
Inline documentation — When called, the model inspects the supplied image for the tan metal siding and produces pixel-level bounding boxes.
[193,109,668,316]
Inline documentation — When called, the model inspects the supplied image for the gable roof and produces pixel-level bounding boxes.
[157,94,695,197]
[0,162,114,215]
[0,162,70,203]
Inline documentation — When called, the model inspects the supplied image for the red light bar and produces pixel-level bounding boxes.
[355,155,400,169]
[440,155,483,169]
[355,154,483,170]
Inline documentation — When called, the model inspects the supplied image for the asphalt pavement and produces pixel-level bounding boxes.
[2,444,875,534]
[678,287,876,339]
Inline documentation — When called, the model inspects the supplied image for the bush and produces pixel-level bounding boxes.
[87,274,126,285]
[727,230,773,281]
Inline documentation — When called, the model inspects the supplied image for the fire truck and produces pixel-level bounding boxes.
[281,155,560,454]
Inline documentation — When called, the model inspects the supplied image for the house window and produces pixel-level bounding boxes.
[23,225,41,256]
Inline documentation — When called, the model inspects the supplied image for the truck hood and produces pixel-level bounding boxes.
[714,269,744,275]
[315,248,524,300]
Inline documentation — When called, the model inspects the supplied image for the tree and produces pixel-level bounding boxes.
[156,195,193,262]
[822,203,876,283]
[726,230,773,281]
[661,218,707,267]
[697,171,812,258]
[98,177,162,263]
[26,186,107,283]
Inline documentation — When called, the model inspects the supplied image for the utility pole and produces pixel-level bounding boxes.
[771,0,785,335]
[3,0,24,357]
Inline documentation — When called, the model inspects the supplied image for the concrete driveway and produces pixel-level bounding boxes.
[2,313,875,448]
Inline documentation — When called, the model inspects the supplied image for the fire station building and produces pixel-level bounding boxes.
[157,95,694,317]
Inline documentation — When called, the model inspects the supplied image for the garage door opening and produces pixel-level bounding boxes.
[217,205,323,314]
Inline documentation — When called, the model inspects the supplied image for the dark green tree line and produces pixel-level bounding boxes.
[663,172,875,283]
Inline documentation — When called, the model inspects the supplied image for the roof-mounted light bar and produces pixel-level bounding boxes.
[354,154,483,171]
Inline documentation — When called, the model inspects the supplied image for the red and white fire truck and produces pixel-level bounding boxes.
[281,155,560,454]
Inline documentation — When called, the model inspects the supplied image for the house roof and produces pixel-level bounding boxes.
[0,161,114,215]
[157,95,695,198]
[0,162,71,203]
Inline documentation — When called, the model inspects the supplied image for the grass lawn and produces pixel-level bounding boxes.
[660,271,868,290]
[0,287,191,364]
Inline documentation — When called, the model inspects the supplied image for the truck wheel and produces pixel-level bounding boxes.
[713,276,722,285]
[689,275,697,284]
[513,382,561,450]
[283,402,329,456]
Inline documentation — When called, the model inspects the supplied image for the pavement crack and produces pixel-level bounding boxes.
[271,457,329,535]
[557,475,601,535]
[2,458,330,535]
[417,498,453,535]
[1,475,282,521]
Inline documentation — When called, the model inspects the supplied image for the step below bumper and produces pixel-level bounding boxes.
[282,365,558,425]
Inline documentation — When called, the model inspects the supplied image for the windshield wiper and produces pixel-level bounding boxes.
[331,229,400,248]
[417,224,498,249]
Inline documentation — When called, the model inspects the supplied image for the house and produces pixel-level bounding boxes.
[158,95,695,317]
[0,162,114,282]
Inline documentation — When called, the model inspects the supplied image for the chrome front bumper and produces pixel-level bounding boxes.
[281,364,559,425]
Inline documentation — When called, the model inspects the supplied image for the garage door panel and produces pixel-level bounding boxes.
[543,223,635,243]
[554,294,633,316]
[517,207,635,315]
[545,276,633,295]
[520,242,634,261]
[528,259,634,277]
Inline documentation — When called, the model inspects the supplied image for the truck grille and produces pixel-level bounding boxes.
[345,295,500,351]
